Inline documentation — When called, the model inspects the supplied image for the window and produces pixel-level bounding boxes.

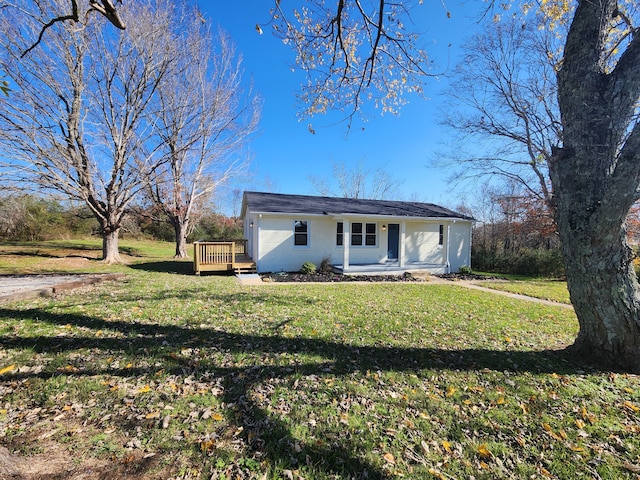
[351,222,377,246]
[439,224,444,245]
[351,222,363,246]
[365,223,377,245]
[294,220,308,246]
[336,222,343,246]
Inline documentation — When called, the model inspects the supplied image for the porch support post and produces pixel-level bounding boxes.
[254,214,261,272]
[399,222,406,268]
[343,219,350,272]
[446,223,451,273]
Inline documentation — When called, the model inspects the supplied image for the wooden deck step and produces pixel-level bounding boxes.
[234,263,257,274]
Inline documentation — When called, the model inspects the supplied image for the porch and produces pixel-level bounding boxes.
[333,261,449,276]
[193,240,256,275]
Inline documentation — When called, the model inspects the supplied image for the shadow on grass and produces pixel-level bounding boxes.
[128,260,196,275]
[0,245,101,260]
[0,306,588,479]
[1,241,154,260]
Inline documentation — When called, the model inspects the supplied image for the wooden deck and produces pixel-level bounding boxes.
[193,240,256,275]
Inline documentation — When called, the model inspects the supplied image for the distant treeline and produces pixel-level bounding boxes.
[0,195,242,243]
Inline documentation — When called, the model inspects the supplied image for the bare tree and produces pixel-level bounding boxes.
[441,15,561,210]
[144,19,259,258]
[3,0,126,57]
[309,160,402,199]
[0,0,173,263]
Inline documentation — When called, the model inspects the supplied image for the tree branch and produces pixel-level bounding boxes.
[21,0,124,58]
[88,0,125,30]
[21,0,79,58]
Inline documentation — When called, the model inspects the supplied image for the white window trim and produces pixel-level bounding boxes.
[293,219,310,248]
[350,222,378,247]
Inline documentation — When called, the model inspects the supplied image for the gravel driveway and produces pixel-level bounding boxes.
[0,273,125,303]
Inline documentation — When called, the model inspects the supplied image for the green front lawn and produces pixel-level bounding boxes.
[478,278,572,304]
[0,242,638,479]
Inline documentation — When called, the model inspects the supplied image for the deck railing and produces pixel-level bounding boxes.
[193,240,252,274]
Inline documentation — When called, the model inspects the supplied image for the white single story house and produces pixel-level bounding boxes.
[240,191,475,274]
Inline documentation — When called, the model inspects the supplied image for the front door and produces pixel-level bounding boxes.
[387,223,399,260]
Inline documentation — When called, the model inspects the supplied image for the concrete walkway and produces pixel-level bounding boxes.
[447,281,574,309]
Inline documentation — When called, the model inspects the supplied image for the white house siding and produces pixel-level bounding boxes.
[251,216,391,272]
[448,221,472,271]
[244,211,473,273]
[253,215,342,272]
[404,222,444,264]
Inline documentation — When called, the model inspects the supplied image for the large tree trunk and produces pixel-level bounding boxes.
[102,227,122,264]
[173,219,189,258]
[551,0,640,372]
[552,170,640,371]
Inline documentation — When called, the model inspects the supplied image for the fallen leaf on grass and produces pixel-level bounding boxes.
[162,415,171,429]
[542,423,564,441]
[581,406,596,424]
[442,440,452,453]
[428,467,446,479]
[539,466,555,478]
[477,444,492,459]
[622,401,639,413]
[200,439,215,452]
[0,364,16,375]
[383,452,396,464]
[623,462,640,473]
[58,365,78,373]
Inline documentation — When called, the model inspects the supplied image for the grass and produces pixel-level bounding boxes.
[0,241,639,479]
[478,278,572,304]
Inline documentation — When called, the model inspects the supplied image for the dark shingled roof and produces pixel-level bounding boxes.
[243,191,474,220]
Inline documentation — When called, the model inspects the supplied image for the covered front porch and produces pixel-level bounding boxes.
[333,261,449,275]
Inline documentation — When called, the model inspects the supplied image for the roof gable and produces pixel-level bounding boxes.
[242,191,474,221]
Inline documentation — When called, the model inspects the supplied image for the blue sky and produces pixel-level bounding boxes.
[198,1,483,209]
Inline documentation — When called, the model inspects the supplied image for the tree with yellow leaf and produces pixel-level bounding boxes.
[273,0,640,372]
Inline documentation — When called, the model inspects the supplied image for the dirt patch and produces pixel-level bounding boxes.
[260,272,503,283]
[0,444,110,480]
[0,416,177,480]
[261,271,424,283]
[0,442,170,480]
[436,273,507,281]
